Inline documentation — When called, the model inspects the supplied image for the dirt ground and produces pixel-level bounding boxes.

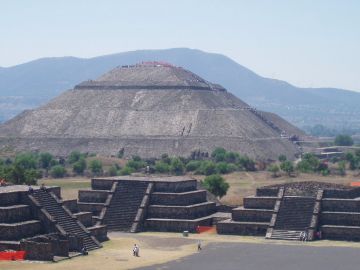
[39,171,360,204]
[3,232,360,270]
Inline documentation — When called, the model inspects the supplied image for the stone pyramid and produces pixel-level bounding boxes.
[0,62,303,159]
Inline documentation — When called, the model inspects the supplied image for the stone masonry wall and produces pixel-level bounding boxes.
[150,190,206,206]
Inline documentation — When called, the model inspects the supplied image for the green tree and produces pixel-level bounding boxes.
[108,165,119,176]
[73,158,87,175]
[39,152,53,171]
[185,160,202,172]
[280,160,294,176]
[89,160,103,176]
[335,135,354,146]
[278,155,287,162]
[297,153,320,173]
[211,147,227,162]
[202,174,229,198]
[68,151,83,164]
[268,164,280,177]
[338,160,346,176]
[50,165,66,178]
[119,166,134,175]
[14,152,38,170]
[345,152,359,170]
[238,155,256,171]
[170,158,185,175]
[224,151,239,163]
[203,161,217,175]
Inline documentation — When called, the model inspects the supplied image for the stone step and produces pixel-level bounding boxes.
[269,230,303,240]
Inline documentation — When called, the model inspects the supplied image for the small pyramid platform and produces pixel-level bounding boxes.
[217,181,360,242]
[75,176,217,233]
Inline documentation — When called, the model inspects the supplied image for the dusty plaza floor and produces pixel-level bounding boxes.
[2,232,360,270]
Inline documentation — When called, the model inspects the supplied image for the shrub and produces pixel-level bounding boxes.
[68,151,83,164]
[268,164,280,177]
[119,166,133,176]
[238,156,256,171]
[39,152,53,170]
[202,174,229,198]
[278,155,287,162]
[224,152,238,163]
[216,162,230,174]
[280,160,294,176]
[73,158,87,175]
[50,165,66,178]
[155,161,170,173]
[335,134,354,146]
[211,147,226,162]
[161,154,171,164]
[185,160,202,171]
[89,160,103,176]
[108,165,119,176]
[203,161,217,175]
[170,158,185,175]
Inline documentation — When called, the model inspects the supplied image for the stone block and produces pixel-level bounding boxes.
[243,196,277,210]
[232,207,273,222]
[150,190,207,206]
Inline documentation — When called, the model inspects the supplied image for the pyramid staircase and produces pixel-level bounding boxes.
[102,181,149,231]
[31,189,100,250]
[267,196,317,240]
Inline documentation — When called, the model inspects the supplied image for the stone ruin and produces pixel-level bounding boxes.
[75,176,223,233]
[218,181,360,241]
[0,62,304,160]
[2,178,360,261]
[0,185,106,261]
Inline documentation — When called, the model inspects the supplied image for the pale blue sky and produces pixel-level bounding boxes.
[1,0,359,91]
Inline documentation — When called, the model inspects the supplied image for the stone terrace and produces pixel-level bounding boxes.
[218,181,360,242]
[76,176,218,233]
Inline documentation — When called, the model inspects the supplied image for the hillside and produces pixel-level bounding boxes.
[1,48,360,131]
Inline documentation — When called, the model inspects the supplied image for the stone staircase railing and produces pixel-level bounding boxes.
[97,182,118,226]
[307,189,323,241]
[130,183,154,233]
[265,187,284,239]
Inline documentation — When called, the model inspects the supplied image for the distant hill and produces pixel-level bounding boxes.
[1,48,360,132]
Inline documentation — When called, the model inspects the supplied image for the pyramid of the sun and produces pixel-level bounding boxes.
[0,62,303,159]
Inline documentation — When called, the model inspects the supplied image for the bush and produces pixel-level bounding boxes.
[297,153,320,173]
[185,160,202,172]
[268,164,280,177]
[108,165,119,176]
[73,158,87,175]
[335,134,354,146]
[170,158,185,175]
[89,160,103,176]
[68,151,83,164]
[161,154,171,164]
[202,174,229,198]
[216,162,230,174]
[278,155,287,162]
[39,152,53,170]
[280,160,294,176]
[199,161,217,175]
[155,161,170,173]
[238,155,256,171]
[224,152,238,163]
[211,148,226,162]
[127,159,146,171]
[338,160,346,176]
[119,166,134,176]
[50,165,66,178]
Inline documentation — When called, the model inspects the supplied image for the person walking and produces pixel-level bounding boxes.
[197,240,202,251]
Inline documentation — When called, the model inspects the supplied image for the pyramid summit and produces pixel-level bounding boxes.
[0,62,303,159]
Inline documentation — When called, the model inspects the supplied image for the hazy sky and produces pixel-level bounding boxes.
[1,0,359,91]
